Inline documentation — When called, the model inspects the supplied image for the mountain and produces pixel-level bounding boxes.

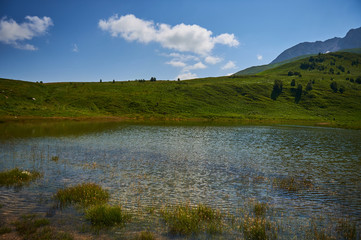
[271,27,361,64]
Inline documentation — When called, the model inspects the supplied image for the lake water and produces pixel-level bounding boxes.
[0,121,360,239]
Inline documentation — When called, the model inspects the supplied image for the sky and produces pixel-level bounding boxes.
[0,0,360,83]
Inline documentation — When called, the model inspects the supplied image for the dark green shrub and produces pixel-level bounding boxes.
[271,80,283,100]
[291,79,296,86]
[295,84,303,103]
[339,86,345,94]
[330,81,338,93]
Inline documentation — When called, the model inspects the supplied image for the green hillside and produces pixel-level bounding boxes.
[233,54,316,75]
[1,51,361,128]
[234,48,361,76]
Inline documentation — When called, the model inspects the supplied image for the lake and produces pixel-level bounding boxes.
[0,121,360,239]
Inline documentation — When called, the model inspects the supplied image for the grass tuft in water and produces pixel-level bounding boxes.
[254,202,268,218]
[273,176,313,192]
[14,214,73,240]
[32,226,74,240]
[51,156,59,162]
[14,214,50,237]
[54,183,109,208]
[240,201,277,240]
[160,203,223,236]
[85,204,131,227]
[134,231,156,240]
[0,226,12,235]
[0,168,41,187]
[336,219,357,240]
[240,216,278,240]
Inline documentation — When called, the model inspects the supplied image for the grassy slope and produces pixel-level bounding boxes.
[1,52,361,128]
[234,48,361,76]
[233,54,316,76]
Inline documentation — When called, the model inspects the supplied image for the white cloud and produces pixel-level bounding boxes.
[177,71,197,80]
[99,14,239,55]
[222,60,236,70]
[184,61,207,71]
[214,33,239,47]
[257,54,263,60]
[72,43,79,52]
[0,16,53,50]
[166,52,199,62]
[166,60,186,67]
[205,56,222,64]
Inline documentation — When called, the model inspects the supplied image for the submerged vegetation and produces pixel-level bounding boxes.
[54,183,109,207]
[13,214,73,240]
[273,176,313,192]
[0,168,41,187]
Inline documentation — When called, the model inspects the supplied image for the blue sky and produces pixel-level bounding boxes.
[0,0,360,82]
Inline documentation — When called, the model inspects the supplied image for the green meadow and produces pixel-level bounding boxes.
[1,51,361,128]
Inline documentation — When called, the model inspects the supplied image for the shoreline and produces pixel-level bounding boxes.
[0,115,358,129]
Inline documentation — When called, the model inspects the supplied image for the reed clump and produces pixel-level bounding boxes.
[160,203,224,236]
[134,231,156,240]
[240,201,278,240]
[0,168,41,187]
[85,204,131,227]
[273,176,313,192]
[54,183,109,207]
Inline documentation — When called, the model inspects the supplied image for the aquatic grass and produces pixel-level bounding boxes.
[51,156,59,162]
[160,203,224,236]
[14,214,50,237]
[0,226,12,235]
[85,204,131,227]
[31,226,74,240]
[54,183,109,208]
[240,215,278,240]
[273,176,313,192]
[239,200,278,240]
[254,202,268,218]
[14,214,73,240]
[134,231,156,240]
[305,217,358,240]
[0,168,41,187]
[336,218,357,240]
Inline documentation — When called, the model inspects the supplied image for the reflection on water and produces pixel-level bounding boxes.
[0,122,361,238]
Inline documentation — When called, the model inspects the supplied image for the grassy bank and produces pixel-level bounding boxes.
[1,51,361,128]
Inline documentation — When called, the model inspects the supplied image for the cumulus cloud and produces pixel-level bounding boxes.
[185,62,207,71]
[205,56,222,64]
[166,52,200,62]
[99,14,239,55]
[177,71,197,80]
[0,16,53,50]
[222,61,236,70]
[166,60,186,67]
[257,54,263,60]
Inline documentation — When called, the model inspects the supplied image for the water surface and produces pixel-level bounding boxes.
[0,122,360,238]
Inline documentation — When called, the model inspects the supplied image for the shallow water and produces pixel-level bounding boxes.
[0,122,360,238]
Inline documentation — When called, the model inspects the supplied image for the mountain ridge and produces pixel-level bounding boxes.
[271,27,361,64]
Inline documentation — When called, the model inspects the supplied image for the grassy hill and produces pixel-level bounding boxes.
[1,51,361,128]
[233,54,316,76]
[234,48,361,76]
